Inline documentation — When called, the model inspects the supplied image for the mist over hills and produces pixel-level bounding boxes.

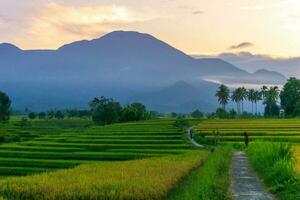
[194,52,296,79]
[0,31,287,112]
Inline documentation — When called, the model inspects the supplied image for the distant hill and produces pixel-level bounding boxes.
[132,81,219,113]
[0,31,287,112]
[203,52,298,78]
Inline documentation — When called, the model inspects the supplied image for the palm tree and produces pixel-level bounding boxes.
[215,84,230,111]
[248,89,255,113]
[231,89,241,114]
[240,87,247,113]
[261,85,268,98]
[253,90,262,115]
[262,86,280,116]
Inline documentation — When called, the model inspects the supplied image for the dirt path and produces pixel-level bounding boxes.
[230,151,275,200]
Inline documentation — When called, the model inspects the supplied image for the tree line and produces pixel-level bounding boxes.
[215,77,300,118]
[89,97,155,125]
[0,93,155,125]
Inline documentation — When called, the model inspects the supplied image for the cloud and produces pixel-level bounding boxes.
[192,10,204,15]
[241,5,265,11]
[229,42,254,50]
[14,2,151,49]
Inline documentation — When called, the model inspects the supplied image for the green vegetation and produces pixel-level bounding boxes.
[0,119,196,177]
[0,152,208,200]
[215,84,230,111]
[294,146,300,173]
[280,77,300,117]
[90,97,152,125]
[195,119,300,143]
[0,91,11,123]
[169,146,232,200]
[214,78,300,118]
[246,142,300,200]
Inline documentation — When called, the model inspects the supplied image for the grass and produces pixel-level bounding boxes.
[246,142,300,200]
[168,146,232,200]
[0,151,208,200]
[195,119,300,143]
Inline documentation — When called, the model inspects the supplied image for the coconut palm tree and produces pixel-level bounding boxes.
[263,86,280,116]
[248,89,255,113]
[231,89,241,114]
[253,90,262,115]
[240,87,247,113]
[261,85,268,98]
[215,84,230,111]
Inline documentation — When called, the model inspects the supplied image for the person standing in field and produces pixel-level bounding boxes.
[244,132,249,147]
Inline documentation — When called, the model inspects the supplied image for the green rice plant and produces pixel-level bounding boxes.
[0,151,208,200]
[195,119,300,143]
[0,119,197,177]
[294,146,300,173]
[246,142,300,199]
[168,146,232,200]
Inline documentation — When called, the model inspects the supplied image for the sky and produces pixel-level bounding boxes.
[1,0,300,57]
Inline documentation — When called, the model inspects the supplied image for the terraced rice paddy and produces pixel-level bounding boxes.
[0,118,91,143]
[0,152,208,200]
[0,119,194,177]
[195,119,300,143]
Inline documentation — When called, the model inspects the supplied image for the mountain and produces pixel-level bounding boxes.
[132,80,219,113]
[252,69,287,84]
[0,31,287,112]
[206,52,299,78]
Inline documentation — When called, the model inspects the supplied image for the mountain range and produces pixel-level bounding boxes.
[194,52,299,79]
[0,31,287,112]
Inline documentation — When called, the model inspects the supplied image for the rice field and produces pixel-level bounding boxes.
[294,146,300,173]
[0,152,208,200]
[0,119,195,177]
[194,119,300,143]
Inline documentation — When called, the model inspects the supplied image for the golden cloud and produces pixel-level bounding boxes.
[17,2,149,49]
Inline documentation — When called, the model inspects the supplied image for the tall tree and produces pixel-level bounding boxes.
[90,96,122,125]
[215,84,230,111]
[263,86,280,117]
[280,77,300,116]
[253,90,262,115]
[0,91,11,123]
[231,89,241,114]
[240,87,247,113]
[247,89,255,113]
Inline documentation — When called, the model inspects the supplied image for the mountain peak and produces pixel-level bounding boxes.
[253,69,287,83]
[58,31,163,50]
[0,43,21,52]
[100,30,155,40]
[254,69,285,77]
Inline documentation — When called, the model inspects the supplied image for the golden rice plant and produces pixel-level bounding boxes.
[294,145,300,173]
[0,151,207,200]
